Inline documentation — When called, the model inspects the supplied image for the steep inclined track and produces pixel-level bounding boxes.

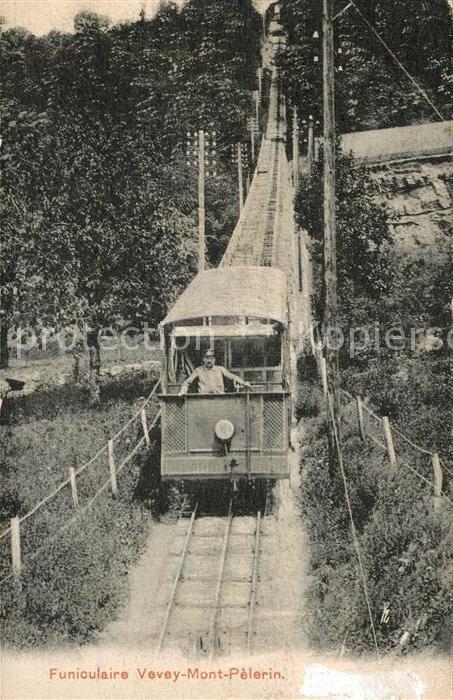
[102,480,307,656]
[147,44,305,659]
[155,503,265,658]
[220,70,295,276]
[150,73,303,658]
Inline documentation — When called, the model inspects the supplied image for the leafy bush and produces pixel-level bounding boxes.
[295,380,323,419]
[2,366,159,425]
[296,146,452,652]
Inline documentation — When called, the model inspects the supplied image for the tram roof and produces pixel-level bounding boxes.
[161,266,288,326]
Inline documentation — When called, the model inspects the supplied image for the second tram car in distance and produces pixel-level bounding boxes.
[159,266,291,481]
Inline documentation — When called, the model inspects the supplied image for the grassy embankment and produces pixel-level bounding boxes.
[0,365,174,648]
[298,366,452,655]
[296,238,452,656]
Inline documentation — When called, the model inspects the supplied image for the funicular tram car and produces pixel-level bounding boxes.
[159,266,291,480]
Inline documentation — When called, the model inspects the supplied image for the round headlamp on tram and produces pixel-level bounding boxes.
[215,419,235,442]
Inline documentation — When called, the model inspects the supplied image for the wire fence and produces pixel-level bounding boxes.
[359,400,388,451]
[309,327,451,506]
[304,316,450,655]
[0,380,161,583]
[337,387,452,505]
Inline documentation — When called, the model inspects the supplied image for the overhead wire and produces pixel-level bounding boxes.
[327,391,380,657]
[348,0,447,122]
[333,2,353,22]
[439,458,453,478]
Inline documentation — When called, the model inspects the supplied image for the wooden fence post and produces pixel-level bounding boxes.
[356,395,365,441]
[320,357,328,396]
[383,417,396,465]
[11,516,21,577]
[309,323,315,354]
[108,439,117,496]
[141,407,150,447]
[316,340,323,359]
[432,452,443,512]
[69,467,79,508]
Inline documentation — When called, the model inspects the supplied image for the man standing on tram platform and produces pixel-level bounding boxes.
[178,349,251,395]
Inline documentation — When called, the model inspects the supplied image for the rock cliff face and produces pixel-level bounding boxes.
[370,157,452,248]
[339,121,452,250]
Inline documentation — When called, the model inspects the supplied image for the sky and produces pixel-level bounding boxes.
[0,0,272,36]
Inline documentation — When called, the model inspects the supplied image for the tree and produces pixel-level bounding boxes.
[73,11,110,34]
[0,0,263,371]
[275,0,452,131]
[295,145,393,320]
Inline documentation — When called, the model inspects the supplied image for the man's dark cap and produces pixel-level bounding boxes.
[6,378,25,391]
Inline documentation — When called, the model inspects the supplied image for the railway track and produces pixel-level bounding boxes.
[221,68,287,270]
[155,499,267,658]
[151,45,301,661]
[261,142,280,266]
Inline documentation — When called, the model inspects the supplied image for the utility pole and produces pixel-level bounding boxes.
[254,90,260,129]
[198,129,206,272]
[322,0,340,444]
[249,118,255,163]
[281,95,286,126]
[307,114,314,174]
[237,142,244,214]
[257,66,263,101]
[186,129,217,272]
[292,106,299,191]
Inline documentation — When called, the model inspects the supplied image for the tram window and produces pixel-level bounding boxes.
[230,336,281,368]
[230,339,245,368]
[246,338,266,366]
[170,333,280,382]
[267,335,281,366]
[231,338,264,367]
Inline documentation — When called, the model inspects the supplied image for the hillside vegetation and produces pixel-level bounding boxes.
[1,0,263,367]
[273,0,452,132]
[0,0,263,648]
[273,0,453,655]
[295,147,452,655]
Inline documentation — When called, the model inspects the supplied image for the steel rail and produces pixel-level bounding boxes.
[246,510,262,655]
[155,504,198,656]
[260,140,280,266]
[208,500,233,661]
